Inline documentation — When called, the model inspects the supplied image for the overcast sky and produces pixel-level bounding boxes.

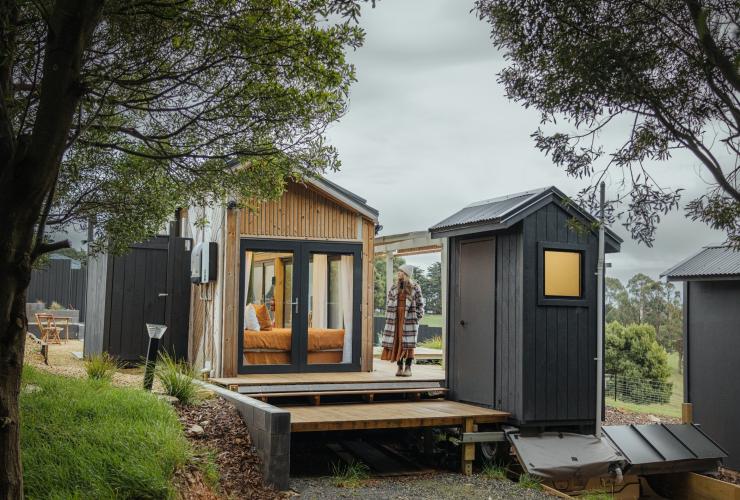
[322,0,724,283]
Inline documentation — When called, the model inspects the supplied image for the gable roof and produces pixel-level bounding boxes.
[225,159,379,222]
[429,186,622,252]
[661,245,740,281]
[307,176,379,222]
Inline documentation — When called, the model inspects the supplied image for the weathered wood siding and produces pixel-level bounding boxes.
[83,253,109,358]
[521,203,597,425]
[240,182,359,240]
[361,217,375,371]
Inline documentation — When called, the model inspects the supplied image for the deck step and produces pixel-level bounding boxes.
[249,387,448,404]
[235,380,445,395]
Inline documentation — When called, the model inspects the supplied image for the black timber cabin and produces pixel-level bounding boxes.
[662,245,740,470]
[430,186,622,432]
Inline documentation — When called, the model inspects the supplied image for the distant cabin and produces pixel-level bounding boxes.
[662,245,740,470]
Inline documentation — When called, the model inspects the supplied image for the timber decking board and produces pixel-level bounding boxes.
[211,362,445,388]
[285,400,509,432]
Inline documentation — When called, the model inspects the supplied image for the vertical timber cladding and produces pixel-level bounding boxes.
[240,182,359,239]
[521,203,597,425]
[219,181,375,376]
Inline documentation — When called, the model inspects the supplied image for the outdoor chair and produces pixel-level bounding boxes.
[35,313,63,345]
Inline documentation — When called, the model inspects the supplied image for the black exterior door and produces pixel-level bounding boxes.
[452,237,496,405]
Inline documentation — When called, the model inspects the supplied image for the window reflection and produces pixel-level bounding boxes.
[243,251,293,365]
[308,253,353,364]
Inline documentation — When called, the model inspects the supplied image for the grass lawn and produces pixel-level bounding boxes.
[420,314,443,328]
[21,365,193,499]
[606,351,684,419]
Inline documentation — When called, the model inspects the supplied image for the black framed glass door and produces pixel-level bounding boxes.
[238,239,362,374]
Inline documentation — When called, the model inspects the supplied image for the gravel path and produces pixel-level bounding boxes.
[290,474,553,500]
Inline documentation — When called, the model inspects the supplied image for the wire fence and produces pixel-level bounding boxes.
[605,373,681,413]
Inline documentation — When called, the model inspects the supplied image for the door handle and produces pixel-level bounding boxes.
[291,298,299,314]
[158,293,168,297]
[459,320,466,326]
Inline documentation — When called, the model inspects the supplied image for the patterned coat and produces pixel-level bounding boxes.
[381,282,425,349]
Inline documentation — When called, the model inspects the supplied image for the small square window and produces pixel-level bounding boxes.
[544,250,582,298]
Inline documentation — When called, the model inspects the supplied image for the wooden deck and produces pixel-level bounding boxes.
[210,362,445,394]
[285,400,509,432]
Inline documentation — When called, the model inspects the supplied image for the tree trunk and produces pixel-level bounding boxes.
[0,280,30,499]
[0,231,33,499]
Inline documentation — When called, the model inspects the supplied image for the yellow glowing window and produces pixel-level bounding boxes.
[544,250,582,298]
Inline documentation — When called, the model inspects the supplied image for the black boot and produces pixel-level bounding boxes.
[402,358,413,377]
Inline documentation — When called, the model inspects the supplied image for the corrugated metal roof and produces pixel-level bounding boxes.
[430,187,548,231]
[429,186,622,252]
[661,245,740,280]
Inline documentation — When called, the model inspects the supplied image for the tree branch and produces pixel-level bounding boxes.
[685,0,740,94]
[32,239,71,259]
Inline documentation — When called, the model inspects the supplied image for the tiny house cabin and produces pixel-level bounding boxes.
[430,187,621,431]
[662,245,740,470]
[185,177,378,378]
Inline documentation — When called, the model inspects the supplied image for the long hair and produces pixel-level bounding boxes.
[395,271,415,296]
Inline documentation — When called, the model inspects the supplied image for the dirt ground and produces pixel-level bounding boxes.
[604,406,680,426]
[23,337,165,390]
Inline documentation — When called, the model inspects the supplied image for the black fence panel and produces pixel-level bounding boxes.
[28,259,87,321]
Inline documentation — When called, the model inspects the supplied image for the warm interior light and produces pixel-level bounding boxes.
[544,250,581,297]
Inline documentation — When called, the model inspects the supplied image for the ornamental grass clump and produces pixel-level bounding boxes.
[481,461,508,481]
[331,460,370,488]
[156,352,198,405]
[84,353,120,381]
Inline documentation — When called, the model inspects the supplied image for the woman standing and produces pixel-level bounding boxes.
[380,264,425,376]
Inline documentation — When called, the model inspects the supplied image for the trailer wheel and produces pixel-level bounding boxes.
[478,440,511,465]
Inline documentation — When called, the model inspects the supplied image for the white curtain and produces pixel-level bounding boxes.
[311,254,328,328]
[340,255,353,363]
[243,252,253,331]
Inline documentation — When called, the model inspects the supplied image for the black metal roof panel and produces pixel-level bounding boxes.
[661,245,740,280]
[430,188,547,231]
[603,424,726,470]
[429,186,622,251]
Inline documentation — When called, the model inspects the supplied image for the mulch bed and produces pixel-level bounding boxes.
[605,406,680,426]
[176,397,284,499]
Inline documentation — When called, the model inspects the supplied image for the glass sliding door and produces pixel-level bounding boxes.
[306,252,356,365]
[240,242,298,371]
[239,239,362,373]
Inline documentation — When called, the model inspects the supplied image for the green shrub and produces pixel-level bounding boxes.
[331,460,370,488]
[49,301,64,310]
[605,322,673,404]
[84,353,120,381]
[21,366,191,499]
[156,353,199,405]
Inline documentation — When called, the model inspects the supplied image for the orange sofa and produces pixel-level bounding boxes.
[243,327,345,365]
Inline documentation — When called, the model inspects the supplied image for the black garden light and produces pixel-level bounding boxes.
[143,323,167,391]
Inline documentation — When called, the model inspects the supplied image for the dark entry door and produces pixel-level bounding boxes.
[453,237,495,405]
